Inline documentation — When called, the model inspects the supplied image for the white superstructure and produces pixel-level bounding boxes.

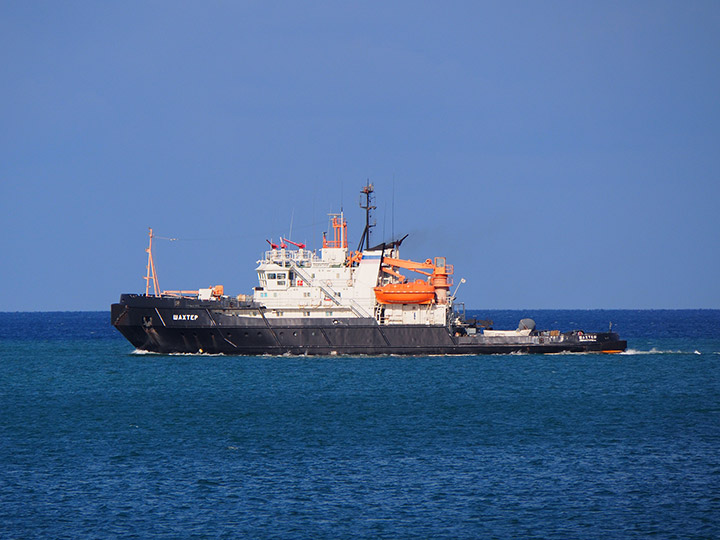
[252,212,451,326]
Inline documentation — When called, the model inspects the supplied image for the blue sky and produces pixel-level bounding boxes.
[1,1,719,311]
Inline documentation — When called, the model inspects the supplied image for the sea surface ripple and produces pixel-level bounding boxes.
[1,310,718,539]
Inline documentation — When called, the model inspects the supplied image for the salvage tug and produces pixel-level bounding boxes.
[111,184,626,355]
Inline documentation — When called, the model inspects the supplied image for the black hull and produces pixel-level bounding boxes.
[111,295,627,355]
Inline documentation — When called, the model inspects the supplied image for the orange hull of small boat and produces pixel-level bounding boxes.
[374,281,436,304]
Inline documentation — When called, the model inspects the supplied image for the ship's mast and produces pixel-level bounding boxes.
[322,213,348,249]
[144,228,160,296]
[357,181,376,252]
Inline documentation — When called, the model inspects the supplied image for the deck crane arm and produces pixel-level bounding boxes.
[380,265,407,282]
[381,255,454,304]
[381,256,440,276]
[281,238,306,249]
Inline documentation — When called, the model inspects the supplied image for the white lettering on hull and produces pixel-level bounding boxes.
[172,314,199,321]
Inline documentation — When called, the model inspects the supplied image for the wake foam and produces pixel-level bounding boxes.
[621,348,702,355]
[131,349,225,356]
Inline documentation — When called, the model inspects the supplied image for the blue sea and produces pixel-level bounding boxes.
[1,310,719,539]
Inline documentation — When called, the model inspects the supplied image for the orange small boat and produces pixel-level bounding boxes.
[374,280,436,305]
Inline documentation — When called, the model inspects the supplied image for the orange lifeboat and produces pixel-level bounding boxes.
[374,280,436,305]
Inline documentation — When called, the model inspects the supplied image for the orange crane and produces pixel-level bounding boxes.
[378,256,453,304]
